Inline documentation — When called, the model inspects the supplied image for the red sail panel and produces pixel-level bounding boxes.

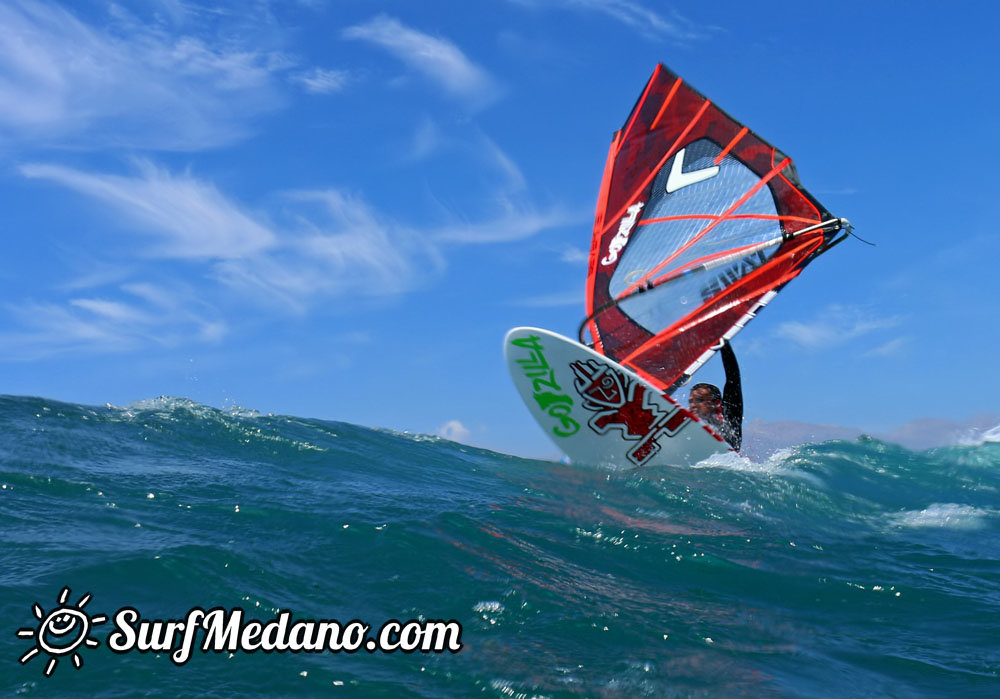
[585,64,844,392]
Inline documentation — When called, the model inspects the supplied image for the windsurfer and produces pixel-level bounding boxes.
[688,340,742,450]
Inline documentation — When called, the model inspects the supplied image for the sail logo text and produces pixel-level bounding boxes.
[601,202,644,266]
[700,249,769,301]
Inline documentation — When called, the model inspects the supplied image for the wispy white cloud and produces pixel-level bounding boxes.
[573,0,700,39]
[433,206,579,243]
[22,159,447,310]
[1,281,228,358]
[774,305,902,351]
[0,0,288,149]
[436,419,471,442]
[290,67,350,94]
[408,117,443,161]
[69,298,152,325]
[561,245,589,264]
[214,189,445,311]
[342,15,497,104]
[400,125,581,245]
[21,161,277,259]
[14,129,574,350]
[4,300,145,354]
[864,336,909,357]
[480,134,527,192]
[509,0,707,42]
[431,134,584,242]
[56,256,137,292]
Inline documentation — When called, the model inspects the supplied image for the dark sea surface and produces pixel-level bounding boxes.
[2,395,998,696]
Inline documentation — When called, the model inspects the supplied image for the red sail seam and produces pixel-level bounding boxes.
[588,134,622,341]
[637,213,817,226]
[594,133,620,233]
[622,154,790,296]
[650,77,684,131]
[714,126,749,164]
[615,65,662,157]
[776,170,822,222]
[600,98,712,240]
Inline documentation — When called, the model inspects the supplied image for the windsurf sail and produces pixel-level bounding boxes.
[581,64,849,393]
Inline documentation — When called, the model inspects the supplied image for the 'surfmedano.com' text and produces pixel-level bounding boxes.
[108,607,463,664]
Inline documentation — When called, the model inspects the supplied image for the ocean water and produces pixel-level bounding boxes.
[2,394,998,697]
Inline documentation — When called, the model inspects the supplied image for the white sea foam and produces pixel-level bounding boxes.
[692,449,766,471]
[687,447,836,493]
[692,446,809,475]
[110,396,263,421]
[888,503,994,530]
[472,601,504,613]
[957,423,1000,446]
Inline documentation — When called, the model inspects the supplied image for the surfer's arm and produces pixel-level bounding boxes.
[720,340,743,450]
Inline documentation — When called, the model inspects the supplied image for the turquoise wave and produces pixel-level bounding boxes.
[2,395,998,696]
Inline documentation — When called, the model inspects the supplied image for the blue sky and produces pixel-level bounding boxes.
[1,0,997,458]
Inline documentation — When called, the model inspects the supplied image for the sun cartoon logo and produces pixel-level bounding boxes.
[17,587,107,677]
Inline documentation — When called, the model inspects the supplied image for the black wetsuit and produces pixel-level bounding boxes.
[717,342,743,450]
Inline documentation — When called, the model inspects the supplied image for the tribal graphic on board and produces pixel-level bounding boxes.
[569,359,692,465]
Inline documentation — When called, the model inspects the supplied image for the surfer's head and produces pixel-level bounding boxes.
[689,383,722,421]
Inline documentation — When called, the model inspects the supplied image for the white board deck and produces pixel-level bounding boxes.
[505,327,729,468]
